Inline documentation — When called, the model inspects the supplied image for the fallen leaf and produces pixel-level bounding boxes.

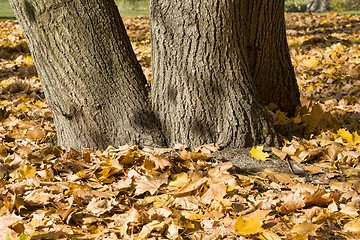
[234,215,264,236]
[169,172,190,188]
[174,177,208,197]
[290,220,320,235]
[250,146,270,161]
[135,173,168,195]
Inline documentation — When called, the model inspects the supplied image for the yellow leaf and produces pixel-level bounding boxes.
[338,129,353,143]
[34,100,48,108]
[24,55,33,64]
[331,43,346,52]
[250,146,270,161]
[344,219,360,233]
[302,56,319,68]
[181,211,203,220]
[305,165,324,175]
[169,172,190,188]
[354,132,360,145]
[291,220,320,235]
[234,215,264,236]
[18,104,28,111]
[20,164,36,178]
[326,67,336,75]
[19,96,31,103]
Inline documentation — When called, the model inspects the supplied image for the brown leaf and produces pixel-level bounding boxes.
[193,143,220,155]
[145,153,172,170]
[86,197,113,216]
[135,173,168,195]
[23,189,51,205]
[280,191,305,212]
[174,177,208,197]
[0,213,22,239]
[200,182,227,204]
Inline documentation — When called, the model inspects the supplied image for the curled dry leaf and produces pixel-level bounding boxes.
[86,198,113,216]
[280,191,306,212]
[173,177,208,197]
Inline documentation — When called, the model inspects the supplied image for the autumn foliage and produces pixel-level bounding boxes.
[1,12,360,239]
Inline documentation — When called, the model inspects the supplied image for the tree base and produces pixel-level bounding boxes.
[212,148,307,175]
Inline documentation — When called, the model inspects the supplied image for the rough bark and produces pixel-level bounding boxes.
[212,148,306,175]
[244,0,300,116]
[9,0,164,151]
[150,0,277,149]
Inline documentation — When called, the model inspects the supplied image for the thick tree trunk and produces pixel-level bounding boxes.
[244,0,300,116]
[9,0,164,150]
[150,0,277,148]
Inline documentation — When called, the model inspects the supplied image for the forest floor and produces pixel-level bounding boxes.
[0,12,360,240]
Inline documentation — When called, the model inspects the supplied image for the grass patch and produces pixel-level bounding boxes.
[0,0,16,20]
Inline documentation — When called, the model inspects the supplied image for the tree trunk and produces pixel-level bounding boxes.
[10,0,300,151]
[244,0,300,116]
[150,0,278,149]
[9,0,165,151]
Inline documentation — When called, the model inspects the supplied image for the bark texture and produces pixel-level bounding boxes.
[244,0,300,116]
[150,0,277,149]
[9,0,164,150]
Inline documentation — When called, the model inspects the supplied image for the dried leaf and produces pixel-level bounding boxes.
[234,215,264,236]
[135,173,168,195]
[174,177,208,197]
[169,172,190,188]
[290,220,320,235]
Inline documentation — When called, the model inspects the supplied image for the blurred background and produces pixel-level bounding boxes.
[0,0,149,20]
[285,0,359,13]
[0,0,359,20]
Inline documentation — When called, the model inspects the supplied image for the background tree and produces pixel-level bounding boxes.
[9,0,300,151]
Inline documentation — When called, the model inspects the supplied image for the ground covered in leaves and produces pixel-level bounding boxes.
[0,12,360,239]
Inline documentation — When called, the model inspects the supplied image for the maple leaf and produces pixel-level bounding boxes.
[181,211,203,220]
[344,219,360,233]
[86,198,113,216]
[338,129,353,143]
[23,189,51,205]
[193,143,220,155]
[145,153,172,170]
[138,219,171,238]
[135,173,168,195]
[280,191,305,212]
[0,213,22,240]
[234,215,264,236]
[290,220,320,235]
[250,146,270,161]
[169,172,190,188]
[200,182,227,204]
[302,56,319,68]
[173,177,208,197]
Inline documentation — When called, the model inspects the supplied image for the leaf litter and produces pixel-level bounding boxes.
[0,12,360,239]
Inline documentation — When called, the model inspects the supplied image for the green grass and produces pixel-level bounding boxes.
[0,0,16,20]
[0,0,148,20]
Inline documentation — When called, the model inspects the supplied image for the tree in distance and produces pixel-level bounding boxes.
[9,0,300,152]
